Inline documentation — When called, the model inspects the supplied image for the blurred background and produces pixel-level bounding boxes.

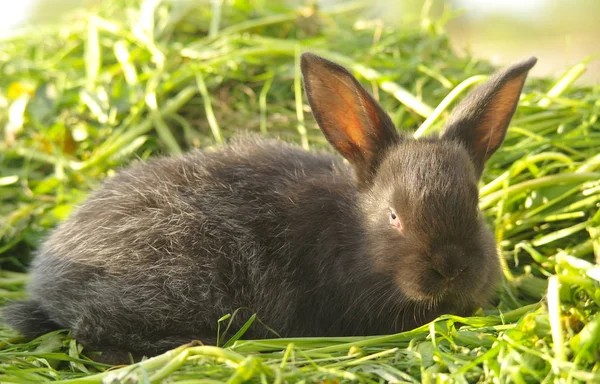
[0,0,598,84]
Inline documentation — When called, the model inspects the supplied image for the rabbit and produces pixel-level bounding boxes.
[3,52,536,362]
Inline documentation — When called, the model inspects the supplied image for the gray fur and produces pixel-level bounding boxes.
[3,53,536,361]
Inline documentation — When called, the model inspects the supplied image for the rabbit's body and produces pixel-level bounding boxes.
[4,53,537,361]
[21,138,421,354]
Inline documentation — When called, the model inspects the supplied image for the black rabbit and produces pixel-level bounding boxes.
[4,53,536,361]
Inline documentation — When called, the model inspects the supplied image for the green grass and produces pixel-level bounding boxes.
[1,0,599,382]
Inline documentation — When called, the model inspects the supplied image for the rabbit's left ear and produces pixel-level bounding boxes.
[301,52,400,186]
[442,57,537,176]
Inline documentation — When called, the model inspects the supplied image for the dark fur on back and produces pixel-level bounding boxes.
[6,138,402,353]
[3,54,536,361]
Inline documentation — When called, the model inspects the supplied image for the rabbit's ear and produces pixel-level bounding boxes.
[441,57,537,177]
[301,52,400,186]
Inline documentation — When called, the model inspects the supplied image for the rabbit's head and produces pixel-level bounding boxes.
[301,53,536,311]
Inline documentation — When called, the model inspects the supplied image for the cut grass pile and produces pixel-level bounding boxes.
[0,0,599,382]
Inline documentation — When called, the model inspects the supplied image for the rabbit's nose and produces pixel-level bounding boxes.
[446,265,466,280]
[431,244,467,281]
[431,264,466,281]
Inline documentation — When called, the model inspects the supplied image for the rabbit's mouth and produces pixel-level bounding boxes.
[414,291,479,317]
[390,289,478,330]
[394,270,484,312]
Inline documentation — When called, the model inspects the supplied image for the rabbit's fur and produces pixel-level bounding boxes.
[4,53,536,361]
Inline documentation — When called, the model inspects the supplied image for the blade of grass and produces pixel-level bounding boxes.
[195,71,223,144]
[294,47,309,150]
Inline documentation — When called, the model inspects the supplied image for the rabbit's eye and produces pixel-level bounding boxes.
[389,208,403,231]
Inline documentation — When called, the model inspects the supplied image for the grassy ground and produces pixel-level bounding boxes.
[0,0,599,382]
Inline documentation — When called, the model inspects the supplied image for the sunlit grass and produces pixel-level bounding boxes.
[0,0,599,382]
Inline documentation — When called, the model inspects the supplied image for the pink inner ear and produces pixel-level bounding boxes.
[475,76,527,161]
[317,73,371,150]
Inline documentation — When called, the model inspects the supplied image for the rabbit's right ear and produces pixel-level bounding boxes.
[301,53,400,186]
[441,57,537,177]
